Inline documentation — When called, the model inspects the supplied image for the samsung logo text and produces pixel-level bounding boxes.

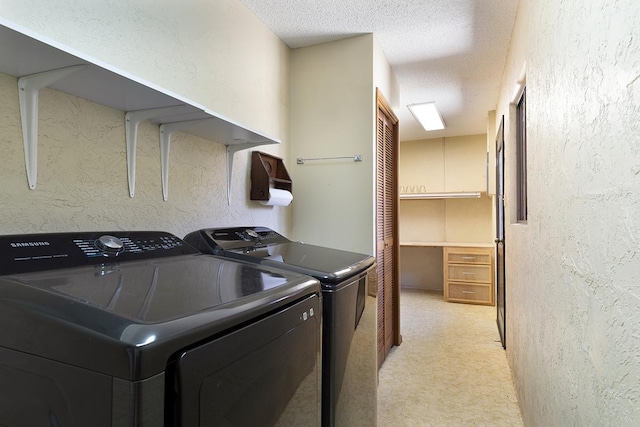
[10,241,51,248]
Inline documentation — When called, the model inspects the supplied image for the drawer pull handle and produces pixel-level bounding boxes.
[462,256,476,260]
[462,272,475,276]
[462,291,475,294]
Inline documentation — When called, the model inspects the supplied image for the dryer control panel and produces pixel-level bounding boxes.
[188,226,290,252]
[0,231,198,275]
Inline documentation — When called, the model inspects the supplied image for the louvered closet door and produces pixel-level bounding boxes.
[376,89,400,369]
[376,112,386,368]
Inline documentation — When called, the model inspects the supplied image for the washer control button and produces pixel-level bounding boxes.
[244,229,260,240]
[95,235,124,255]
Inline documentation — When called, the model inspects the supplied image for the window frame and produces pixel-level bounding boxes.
[516,87,527,222]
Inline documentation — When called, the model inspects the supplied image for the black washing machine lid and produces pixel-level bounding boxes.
[0,231,319,380]
[185,227,376,284]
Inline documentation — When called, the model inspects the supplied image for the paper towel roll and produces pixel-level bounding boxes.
[259,188,293,206]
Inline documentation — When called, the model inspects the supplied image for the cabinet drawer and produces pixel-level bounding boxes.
[447,282,492,304]
[447,264,492,283]
[446,252,491,265]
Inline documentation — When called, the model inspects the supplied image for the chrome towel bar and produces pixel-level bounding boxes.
[296,154,362,164]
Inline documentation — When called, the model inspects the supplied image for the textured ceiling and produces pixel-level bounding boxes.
[238,0,519,141]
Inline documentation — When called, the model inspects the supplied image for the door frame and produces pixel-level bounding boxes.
[495,115,506,349]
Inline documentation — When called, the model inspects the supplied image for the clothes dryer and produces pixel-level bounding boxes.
[184,226,377,427]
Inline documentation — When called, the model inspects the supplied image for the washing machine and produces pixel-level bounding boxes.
[184,226,378,427]
[0,231,321,426]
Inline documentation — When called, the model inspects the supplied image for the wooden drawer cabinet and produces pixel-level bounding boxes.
[447,252,491,265]
[447,264,492,283]
[444,247,494,305]
[447,282,492,303]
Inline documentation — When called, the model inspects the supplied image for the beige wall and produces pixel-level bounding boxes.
[289,35,398,255]
[496,0,640,425]
[0,0,292,237]
[399,198,493,244]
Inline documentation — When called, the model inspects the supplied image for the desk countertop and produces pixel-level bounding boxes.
[400,241,494,248]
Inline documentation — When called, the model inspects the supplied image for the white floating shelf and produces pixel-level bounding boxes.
[399,192,483,200]
[0,18,279,201]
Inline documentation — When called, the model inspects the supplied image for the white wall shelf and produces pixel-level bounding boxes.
[399,192,482,200]
[0,19,279,202]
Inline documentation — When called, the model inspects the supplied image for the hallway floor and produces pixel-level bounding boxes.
[377,290,523,426]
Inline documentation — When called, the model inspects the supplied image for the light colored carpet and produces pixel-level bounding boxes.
[377,290,523,426]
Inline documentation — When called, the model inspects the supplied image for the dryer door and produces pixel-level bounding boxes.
[172,294,321,427]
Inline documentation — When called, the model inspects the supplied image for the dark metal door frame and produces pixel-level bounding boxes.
[496,116,506,349]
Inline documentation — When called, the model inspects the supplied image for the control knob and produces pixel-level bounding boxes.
[95,235,124,256]
[243,229,260,240]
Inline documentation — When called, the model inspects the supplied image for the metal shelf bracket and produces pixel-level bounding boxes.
[159,118,210,201]
[18,65,87,190]
[125,105,193,198]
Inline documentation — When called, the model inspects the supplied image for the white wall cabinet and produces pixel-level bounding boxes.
[399,138,444,194]
[443,135,487,192]
[399,134,487,196]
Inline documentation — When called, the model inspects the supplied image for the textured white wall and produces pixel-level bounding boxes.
[0,0,292,238]
[496,0,640,424]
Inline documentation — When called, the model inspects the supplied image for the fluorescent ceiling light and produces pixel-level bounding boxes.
[408,102,446,131]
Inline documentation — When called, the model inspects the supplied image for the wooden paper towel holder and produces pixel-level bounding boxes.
[250,151,292,201]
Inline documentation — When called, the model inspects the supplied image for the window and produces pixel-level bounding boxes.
[516,87,527,222]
